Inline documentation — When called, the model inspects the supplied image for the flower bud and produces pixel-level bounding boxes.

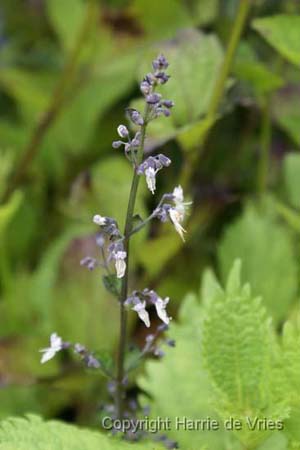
[93,214,106,226]
[117,124,129,138]
[112,140,123,149]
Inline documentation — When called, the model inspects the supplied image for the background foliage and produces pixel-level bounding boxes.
[0,0,300,449]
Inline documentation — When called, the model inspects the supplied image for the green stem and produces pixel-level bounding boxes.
[128,193,167,237]
[115,107,150,421]
[257,97,271,196]
[206,0,251,123]
[181,0,251,189]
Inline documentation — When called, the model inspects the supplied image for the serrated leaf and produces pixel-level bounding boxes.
[252,15,300,67]
[225,259,241,296]
[202,261,289,448]
[218,202,298,323]
[279,318,300,445]
[200,267,223,307]
[0,415,159,450]
[138,293,227,449]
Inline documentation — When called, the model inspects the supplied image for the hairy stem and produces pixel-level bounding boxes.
[115,108,150,421]
[2,2,96,203]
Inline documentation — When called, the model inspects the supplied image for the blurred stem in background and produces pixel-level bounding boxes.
[1,1,97,203]
[257,96,271,196]
[181,0,252,189]
[206,0,251,124]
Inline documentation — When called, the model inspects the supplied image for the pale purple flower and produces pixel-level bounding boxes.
[80,256,98,271]
[152,54,169,71]
[137,154,171,195]
[117,124,129,138]
[126,108,144,126]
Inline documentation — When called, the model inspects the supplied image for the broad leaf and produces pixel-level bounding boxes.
[0,415,159,450]
[138,294,228,449]
[252,15,300,67]
[273,86,300,147]
[202,261,289,449]
[135,29,223,150]
[218,202,298,323]
[46,0,86,52]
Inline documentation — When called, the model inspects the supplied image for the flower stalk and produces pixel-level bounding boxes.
[115,104,150,421]
[40,54,189,436]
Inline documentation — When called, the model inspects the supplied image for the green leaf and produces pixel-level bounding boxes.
[0,68,52,121]
[0,191,22,239]
[200,267,223,307]
[0,415,159,450]
[91,156,146,233]
[233,41,283,98]
[137,232,182,278]
[283,153,300,208]
[234,60,283,96]
[189,0,219,26]
[30,224,92,326]
[102,274,121,298]
[136,29,223,148]
[275,200,300,234]
[218,202,298,323]
[41,54,137,177]
[138,293,227,449]
[252,15,300,67]
[202,261,289,448]
[130,0,192,40]
[46,0,86,52]
[280,318,300,445]
[176,117,215,151]
[273,87,300,146]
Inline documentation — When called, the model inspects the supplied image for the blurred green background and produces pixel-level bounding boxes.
[0,0,300,431]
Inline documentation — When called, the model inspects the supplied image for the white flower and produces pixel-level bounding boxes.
[145,167,158,194]
[173,185,184,204]
[93,214,106,226]
[169,208,186,241]
[169,185,191,241]
[132,301,150,328]
[114,251,127,278]
[155,297,171,325]
[40,333,63,364]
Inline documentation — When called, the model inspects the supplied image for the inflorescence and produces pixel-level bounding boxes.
[39,55,189,448]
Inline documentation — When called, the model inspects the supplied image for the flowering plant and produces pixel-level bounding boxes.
[40,54,189,443]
